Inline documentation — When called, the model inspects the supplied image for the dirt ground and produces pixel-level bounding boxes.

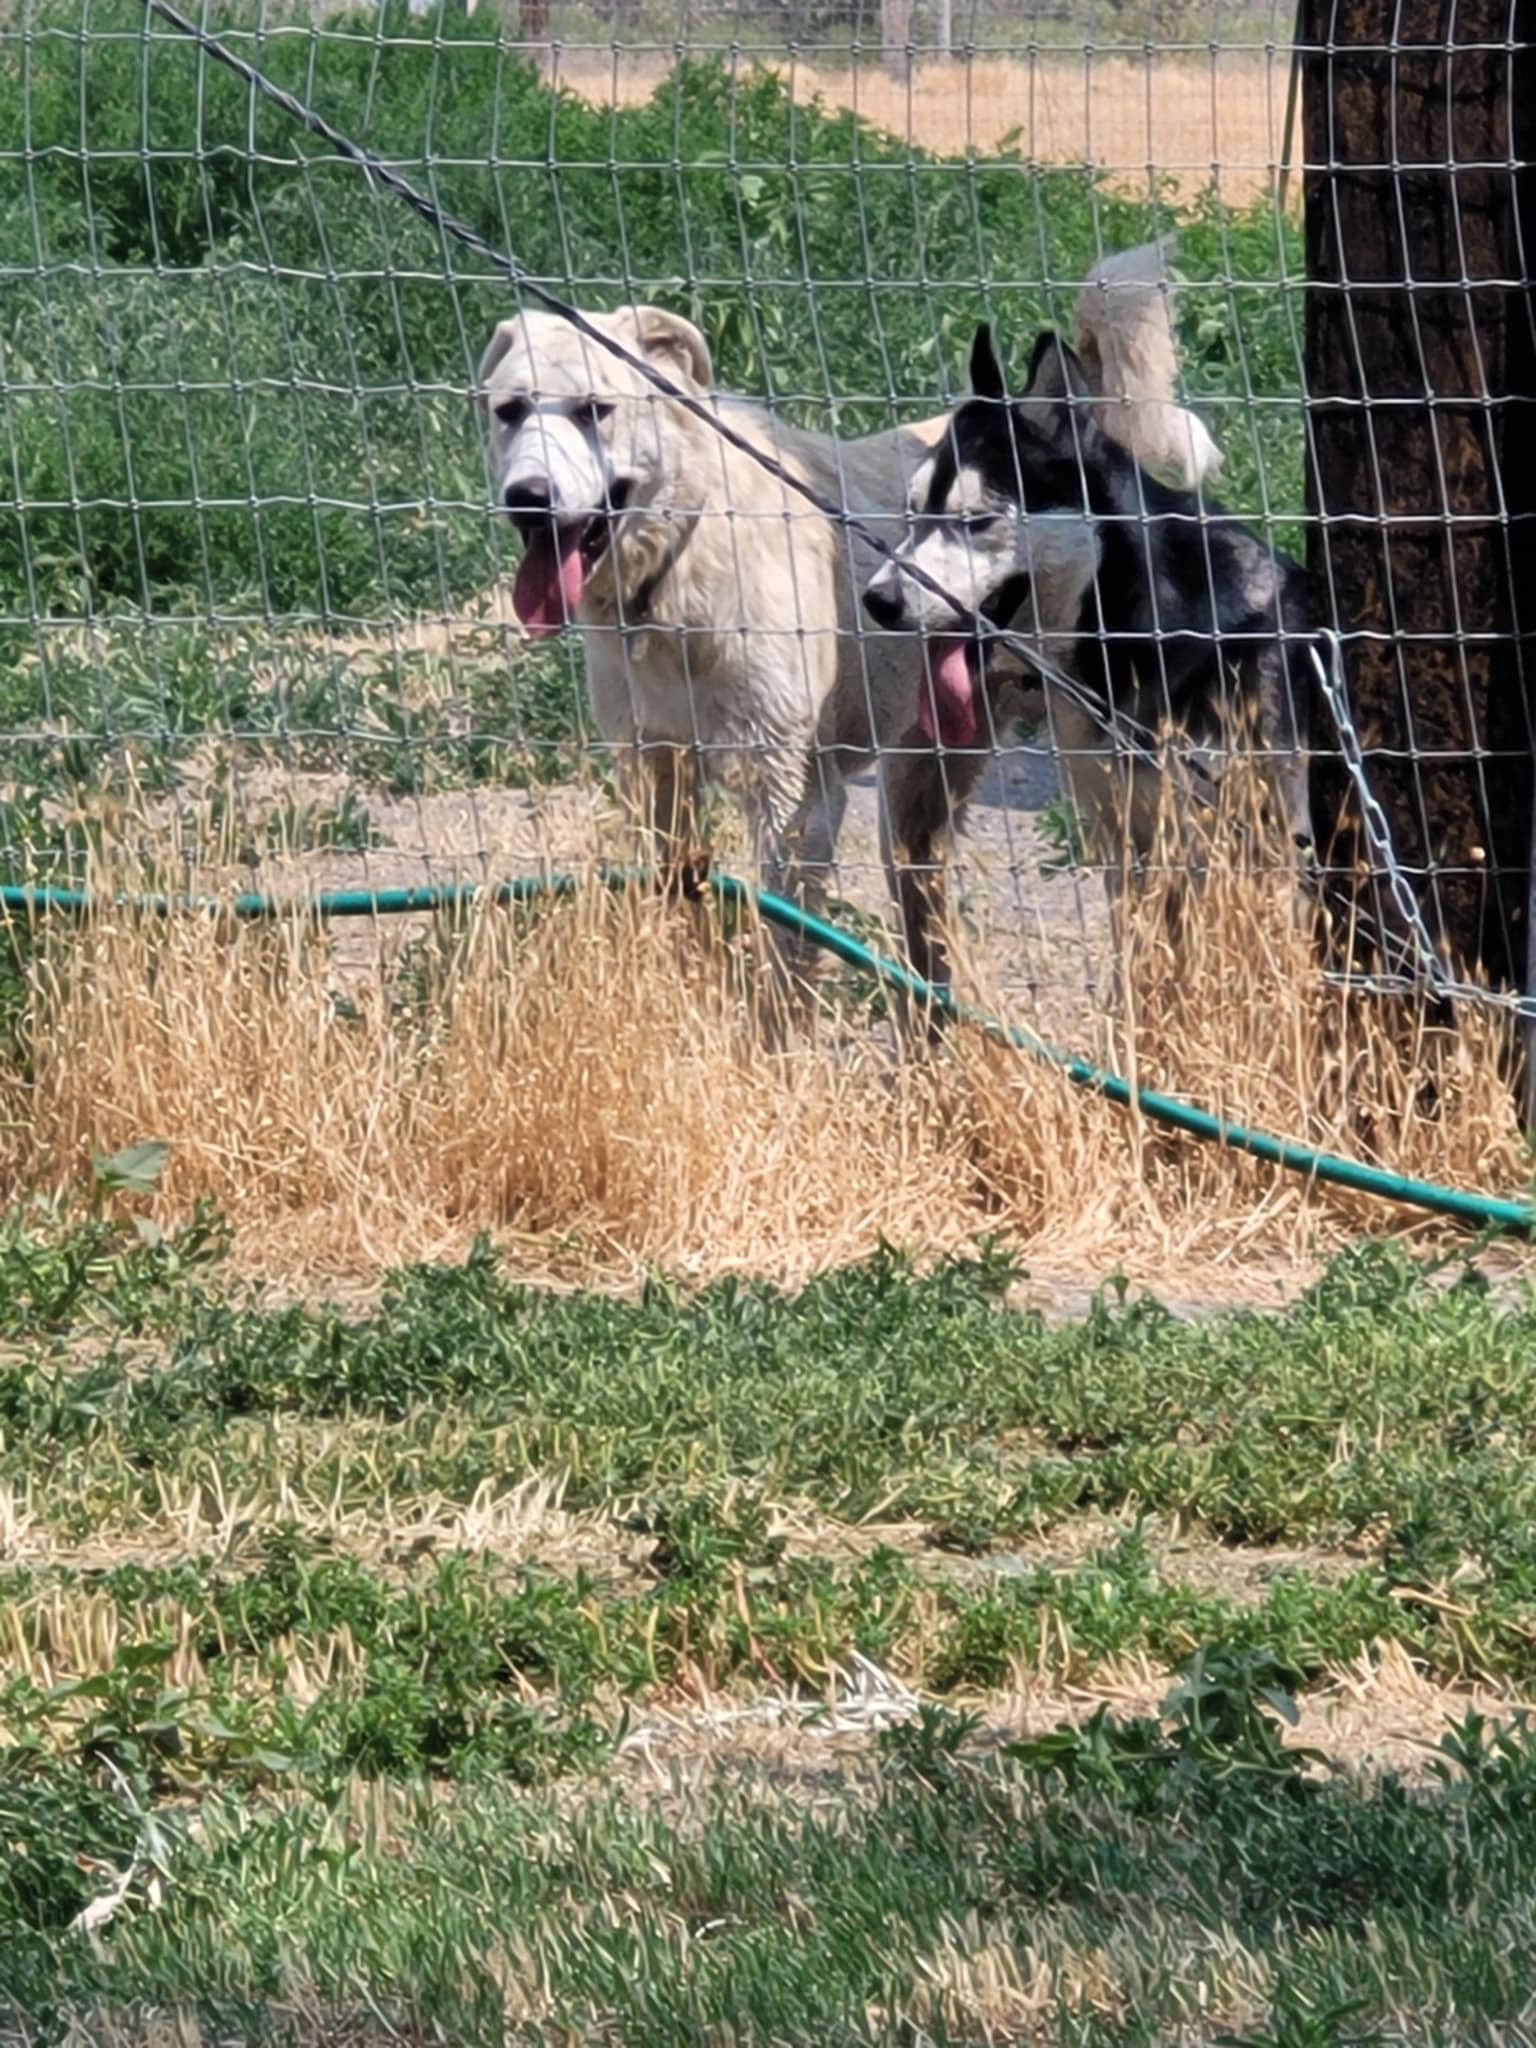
[615,1637,1534,1793]
[552,50,1300,204]
[198,729,1112,1042]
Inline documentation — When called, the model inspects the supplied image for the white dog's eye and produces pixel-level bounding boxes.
[961,513,1000,535]
[570,400,615,432]
[495,397,530,431]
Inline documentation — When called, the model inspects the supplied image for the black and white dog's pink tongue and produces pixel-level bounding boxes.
[512,529,585,637]
[918,639,978,748]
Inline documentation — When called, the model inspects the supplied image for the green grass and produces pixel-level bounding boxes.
[0,1522,1422,1775]
[9,1222,1532,1586]
[4,1215,1536,1706]
[0,619,596,883]
[7,1664,1536,2040]
[4,1210,1536,2037]
[0,0,1307,865]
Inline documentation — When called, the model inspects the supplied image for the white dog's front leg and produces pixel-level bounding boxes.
[740,752,845,1039]
[615,742,706,897]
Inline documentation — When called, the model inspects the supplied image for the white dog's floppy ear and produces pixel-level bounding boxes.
[614,305,713,391]
[475,319,522,405]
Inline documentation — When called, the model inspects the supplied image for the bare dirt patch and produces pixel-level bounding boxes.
[613,1637,1536,1801]
[553,50,1300,206]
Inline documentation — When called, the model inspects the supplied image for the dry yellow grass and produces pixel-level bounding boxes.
[553,50,1299,203]
[0,767,1528,1296]
[955,786,1529,1279]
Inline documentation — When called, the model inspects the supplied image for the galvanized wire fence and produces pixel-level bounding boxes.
[0,0,1528,1037]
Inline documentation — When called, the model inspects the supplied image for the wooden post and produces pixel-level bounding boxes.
[1302,0,1530,998]
[881,0,912,79]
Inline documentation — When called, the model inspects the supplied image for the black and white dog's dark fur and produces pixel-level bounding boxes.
[863,322,1312,935]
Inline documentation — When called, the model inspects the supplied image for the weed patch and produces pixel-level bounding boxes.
[7,1670,1536,2040]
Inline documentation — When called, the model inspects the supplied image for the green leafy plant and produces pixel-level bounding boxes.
[1038,793,1087,874]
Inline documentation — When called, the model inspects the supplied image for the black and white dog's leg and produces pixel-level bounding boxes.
[1254,638,1315,880]
[1042,684,1150,999]
[878,739,985,1041]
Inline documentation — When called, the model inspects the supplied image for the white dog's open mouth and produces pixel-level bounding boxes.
[510,483,632,637]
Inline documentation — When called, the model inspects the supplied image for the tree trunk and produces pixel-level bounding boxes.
[1302,0,1530,994]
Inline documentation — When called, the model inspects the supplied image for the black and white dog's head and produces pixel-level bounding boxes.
[862,324,1108,747]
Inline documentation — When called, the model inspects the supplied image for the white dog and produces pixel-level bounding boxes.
[477,245,1212,1003]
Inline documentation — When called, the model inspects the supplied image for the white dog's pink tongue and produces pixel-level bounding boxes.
[918,639,978,747]
[512,528,585,637]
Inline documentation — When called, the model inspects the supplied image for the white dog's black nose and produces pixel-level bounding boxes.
[862,584,906,631]
[502,479,554,517]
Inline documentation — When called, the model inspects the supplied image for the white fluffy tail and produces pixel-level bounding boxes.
[1074,236,1223,492]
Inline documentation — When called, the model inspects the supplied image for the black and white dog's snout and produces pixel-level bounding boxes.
[862,582,907,631]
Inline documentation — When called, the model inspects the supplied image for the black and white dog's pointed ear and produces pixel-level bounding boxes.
[969,323,1008,402]
[1021,328,1094,402]
[1018,328,1102,457]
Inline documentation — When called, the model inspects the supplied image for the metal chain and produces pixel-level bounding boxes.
[1309,631,1536,1021]
[1308,633,1456,995]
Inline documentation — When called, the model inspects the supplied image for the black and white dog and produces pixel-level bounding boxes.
[862,321,1313,922]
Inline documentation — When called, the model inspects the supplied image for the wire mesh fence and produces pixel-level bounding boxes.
[0,0,1529,1053]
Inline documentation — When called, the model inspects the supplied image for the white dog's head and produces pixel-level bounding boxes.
[476,304,713,636]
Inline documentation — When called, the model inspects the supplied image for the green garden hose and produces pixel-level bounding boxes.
[2,870,1530,1238]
